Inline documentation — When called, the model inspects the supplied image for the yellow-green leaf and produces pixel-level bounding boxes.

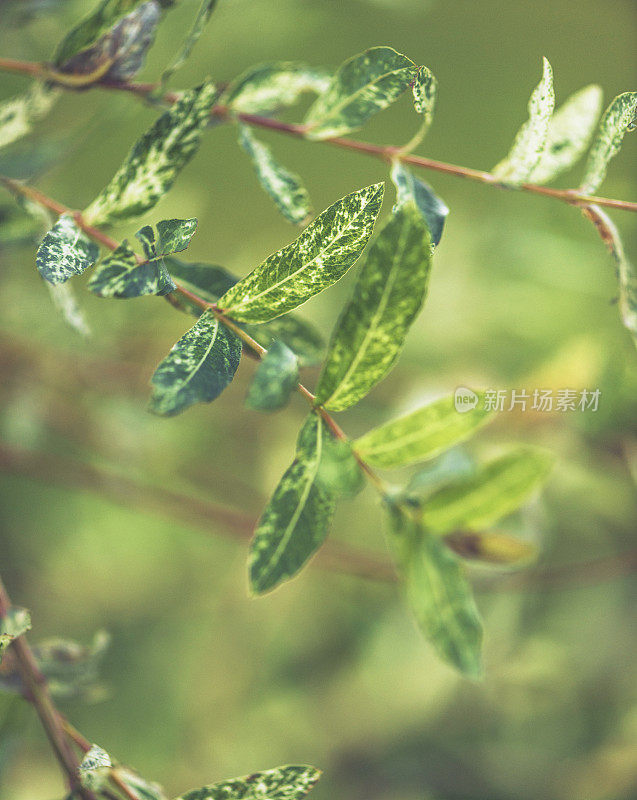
[0,608,31,664]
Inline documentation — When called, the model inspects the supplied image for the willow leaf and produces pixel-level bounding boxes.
[316,202,431,411]
[176,766,321,800]
[304,46,419,140]
[83,81,217,225]
[0,608,31,664]
[0,82,59,152]
[387,505,483,677]
[88,240,175,298]
[391,161,448,247]
[316,438,364,498]
[529,84,603,184]
[246,341,299,412]
[218,183,384,322]
[445,531,537,565]
[424,447,554,535]
[222,62,330,115]
[149,310,241,416]
[238,124,311,225]
[79,745,113,792]
[405,65,437,150]
[249,414,336,594]
[579,91,637,194]
[493,57,555,184]
[161,0,218,87]
[36,214,99,285]
[155,218,198,255]
[30,631,110,700]
[355,393,492,469]
[48,282,91,336]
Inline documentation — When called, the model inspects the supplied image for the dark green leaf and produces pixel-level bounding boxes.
[161,0,218,87]
[88,240,175,298]
[222,62,330,115]
[0,82,58,152]
[391,162,448,247]
[246,341,299,411]
[176,765,321,800]
[36,213,99,285]
[155,217,198,255]
[0,608,31,664]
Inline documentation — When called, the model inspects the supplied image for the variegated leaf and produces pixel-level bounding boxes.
[83,81,217,225]
[0,608,31,664]
[238,124,311,225]
[36,214,99,285]
[246,341,299,412]
[88,240,175,298]
[222,62,330,115]
[0,82,59,152]
[391,161,448,247]
[315,202,432,412]
[161,0,218,86]
[175,765,321,800]
[149,310,241,416]
[404,65,437,150]
[79,745,113,792]
[48,282,92,336]
[31,631,110,699]
[154,218,198,255]
[493,57,555,184]
[304,46,419,140]
[218,183,384,322]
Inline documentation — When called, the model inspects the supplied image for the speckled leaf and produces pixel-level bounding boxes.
[175,765,321,800]
[246,341,299,411]
[529,84,603,184]
[223,62,330,115]
[36,214,99,285]
[88,240,175,298]
[0,82,59,152]
[0,608,31,664]
[249,414,337,594]
[315,202,431,411]
[219,183,384,322]
[424,447,554,535]
[149,310,241,416]
[79,745,113,792]
[391,162,448,247]
[405,65,437,150]
[155,217,198,255]
[238,124,311,225]
[445,531,537,565]
[355,393,492,469]
[493,57,555,184]
[386,504,483,677]
[304,46,419,140]
[83,82,217,225]
[161,0,218,86]
[579,91,637,194]
[32,631,110,699]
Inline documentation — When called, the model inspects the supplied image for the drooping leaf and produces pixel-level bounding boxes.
[0,608,31,664]
[161,0,218,87]
[88,240,175,298]
[222,62,330,115]
[36,214,99,285]
[79,745,113,792]
[423,447,554,535]
[579,91,637,194]
[249,414,337,594]
[238,124,311,225]
[355,393,492,469]
[149,310,242,416]
[304,46,419,140]
[315,202,431,411]
[390,161,448,247]
[529,84,603,184]
[219,183,384,322]
[48,282,92,336]
[492,57,555,184]
[175,765,321,800]
[246,341,299,411]
[386,504,483,677]
[0,82,59,152]
[445,531,537,565]
[83,81,217,225]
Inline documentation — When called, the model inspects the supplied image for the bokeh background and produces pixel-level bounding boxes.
[1,0,637,798]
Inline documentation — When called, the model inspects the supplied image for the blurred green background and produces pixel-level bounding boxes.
[1,0,637,798]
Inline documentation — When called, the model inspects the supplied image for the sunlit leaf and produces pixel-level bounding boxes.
[36,213,99,285]
[0,82,58,152]
[0,608,31,664]
[222,62,330,115]
[246,341,299,411]
[445,531,537,565]
[391,161,448,247]
[176,765,321,800]
[161,0,218,87]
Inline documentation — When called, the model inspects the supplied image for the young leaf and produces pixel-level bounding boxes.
[88,240,175,298]
[445,531,537,565]
[32,631,110,699]
[246,341,299,412]
[355,393,492,469]
[175,765,321,800]
[492,57,555,184]
[222,62,330,115]
[0,608,31,664]
[304,46,419,140]
[155,218,198,255]
[149,310,241,416]
[161,0,218,87]
[315,202,432,411]
[238,124,312,225]
[529,84,603,184]
[83,81,217,225]
[218,183,384,322]
[0,82,59,152]
[424,447,554,535]
[36,214,99,285]
[579,91,637,194]
[386,505,483,677]
[249,414,337,594]
[391,161,448,247]
[79,745,113,792]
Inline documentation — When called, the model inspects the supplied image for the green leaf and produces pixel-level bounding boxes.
[529,84,603,184]
[246,341,299,411]
[219,183,384,322]
[176,765,321,800]
[161,0,218,87]
[304,46,419,140]
[411,65,437,120]
[355,393,493,469]
[48,282,92,337]
[0,82,59,152]
[423,447,554,535]
[83,81,217,225]
[33,630,110,699]
[404,449,476,499]
[493,57,555,184]
[579,91,637,194]
[154,217,198,255]
[0,608,31,663]
[391,162,448,247]
[88,240,175,298]
[149,310,242,416]
[315,202,432,411]
[238,124,311,225]
[222,62,330,115]
[386,505,482,677]
[316,437,364,499]
[445,531,537,565]
[79,745,113,792]
[36,214,99,285]
[114,767,168,800]
[249,414,337,594]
